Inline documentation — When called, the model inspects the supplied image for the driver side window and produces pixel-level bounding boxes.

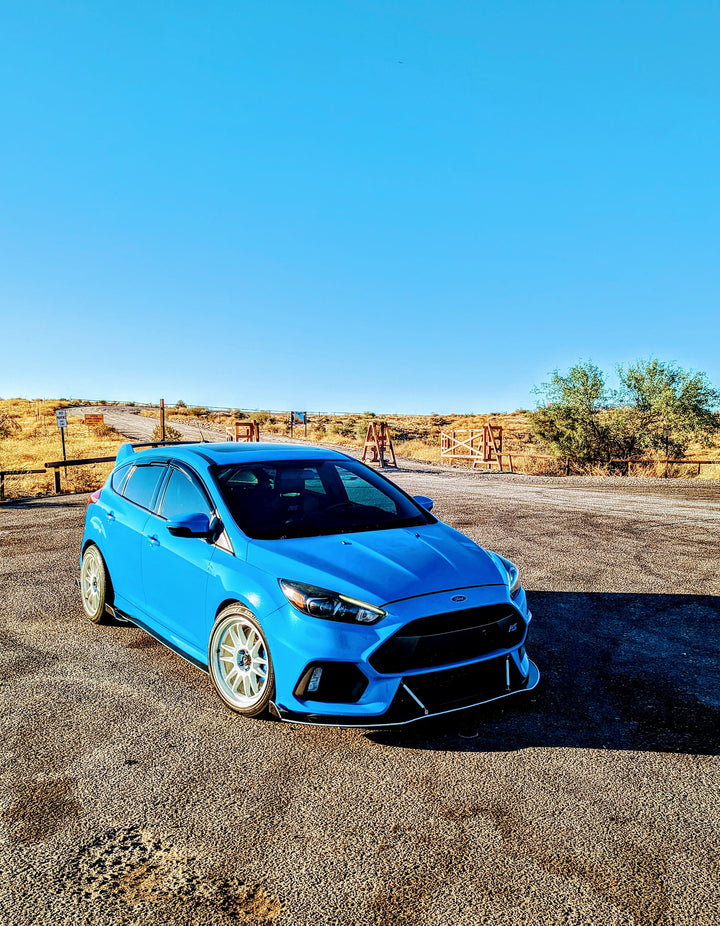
[159,468,213,521]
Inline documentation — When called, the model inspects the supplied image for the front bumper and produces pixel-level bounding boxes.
[272,657,540,728]
[268,585,538,727]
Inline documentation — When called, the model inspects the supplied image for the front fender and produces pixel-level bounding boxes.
[206,546,286,626]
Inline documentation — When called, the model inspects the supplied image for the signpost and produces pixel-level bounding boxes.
[290,411,308,438]
[55,409,68,477]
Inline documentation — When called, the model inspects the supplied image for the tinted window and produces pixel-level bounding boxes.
[159,468,213,520]
[111,464,132,495]
[123,464,166,511]
[338,469,397,514]
[214,458,432,539]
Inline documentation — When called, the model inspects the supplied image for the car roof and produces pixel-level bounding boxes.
[115,441,353,468]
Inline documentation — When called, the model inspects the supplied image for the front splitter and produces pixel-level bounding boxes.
[272,660,540,729]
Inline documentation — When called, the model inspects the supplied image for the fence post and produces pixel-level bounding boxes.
[54,469,61,493]
[160,398,166,442]
[0,473,4,501]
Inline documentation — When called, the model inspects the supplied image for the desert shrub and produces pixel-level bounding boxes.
[0,413,21,437]
[233,409,247,419]
[152,423,182,442]
[175,399,187,408]
[92,422,120,440]
[188,406,208,418]
[328,418,358,440]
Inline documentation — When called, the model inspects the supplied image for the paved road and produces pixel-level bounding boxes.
[1,447,719,925]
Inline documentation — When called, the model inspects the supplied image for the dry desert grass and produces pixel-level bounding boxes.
[0,399,125,499]
[2,399,719,502]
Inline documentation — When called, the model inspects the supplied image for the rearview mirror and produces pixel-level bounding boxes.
[413,495,434,511]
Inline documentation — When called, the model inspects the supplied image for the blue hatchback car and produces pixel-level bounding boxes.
[79,442,539,726]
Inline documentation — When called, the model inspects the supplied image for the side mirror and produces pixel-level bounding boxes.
[413,495,434,512]
[167,512,212,538]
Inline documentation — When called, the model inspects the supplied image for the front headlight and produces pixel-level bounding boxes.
[505,560,522,598]
[493,554,521,598]
[279,579,386,625]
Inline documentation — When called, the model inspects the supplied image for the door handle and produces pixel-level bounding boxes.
[106,511,115,521]
[147,535,160,547]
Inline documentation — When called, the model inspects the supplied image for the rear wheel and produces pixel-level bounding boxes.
[80,544,109,624]
[208,605,275,717]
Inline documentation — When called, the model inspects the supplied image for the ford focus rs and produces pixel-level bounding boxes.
[79,442,539,726]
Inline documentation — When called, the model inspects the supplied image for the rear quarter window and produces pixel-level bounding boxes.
[111,464,133,495]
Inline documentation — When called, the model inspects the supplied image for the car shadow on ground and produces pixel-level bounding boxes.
[368,591,720,756]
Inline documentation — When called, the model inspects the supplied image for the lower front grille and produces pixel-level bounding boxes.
[369,605,526,673]
[403,656,528,714]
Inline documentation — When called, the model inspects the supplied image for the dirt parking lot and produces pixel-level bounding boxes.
[1,463,719,926]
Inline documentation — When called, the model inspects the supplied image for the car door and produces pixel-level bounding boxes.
[103,462,168,613]
[141,463,217,661]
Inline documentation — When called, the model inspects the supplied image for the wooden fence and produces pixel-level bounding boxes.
[439,429,719,476]
[441,427,506,469]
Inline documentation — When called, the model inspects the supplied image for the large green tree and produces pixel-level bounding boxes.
[528,361,617,463]
[617,359,720,457]
[529,359,720,465]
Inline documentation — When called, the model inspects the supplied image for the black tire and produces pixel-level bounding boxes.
[80,544,110,624]
[208,604,275,717]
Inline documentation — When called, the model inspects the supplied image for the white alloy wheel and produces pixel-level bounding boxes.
[208,606,275,716]
[80,544,108,623]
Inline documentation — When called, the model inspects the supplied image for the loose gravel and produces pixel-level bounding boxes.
[1,440,719,925]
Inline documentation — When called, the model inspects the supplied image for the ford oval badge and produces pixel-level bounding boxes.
[451,595,467,602]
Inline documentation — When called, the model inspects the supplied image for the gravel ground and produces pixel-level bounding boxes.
[1,431,719,926]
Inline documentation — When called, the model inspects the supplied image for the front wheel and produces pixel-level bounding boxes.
[208,605,275,717]
[80,544,109,624]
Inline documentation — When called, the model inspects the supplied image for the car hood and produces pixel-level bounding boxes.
[247,521,507,607]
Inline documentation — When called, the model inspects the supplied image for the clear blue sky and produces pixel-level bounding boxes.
[1,1,718,413]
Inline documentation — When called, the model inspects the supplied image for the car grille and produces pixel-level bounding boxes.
[403,655,528,714]
[369,604,525,673]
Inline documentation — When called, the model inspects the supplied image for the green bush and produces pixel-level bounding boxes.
[530,359,720,465]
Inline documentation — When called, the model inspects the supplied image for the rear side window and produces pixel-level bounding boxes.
[111,464,132,494]
[159,468,213,520]
[122,464,166,511]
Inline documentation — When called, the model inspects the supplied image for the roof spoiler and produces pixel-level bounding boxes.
[115,443,136,465]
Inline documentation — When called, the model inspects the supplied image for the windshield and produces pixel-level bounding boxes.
[213,458,434,539]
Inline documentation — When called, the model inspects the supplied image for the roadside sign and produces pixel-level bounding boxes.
[84,414,105,426]
[56,410,68,429]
